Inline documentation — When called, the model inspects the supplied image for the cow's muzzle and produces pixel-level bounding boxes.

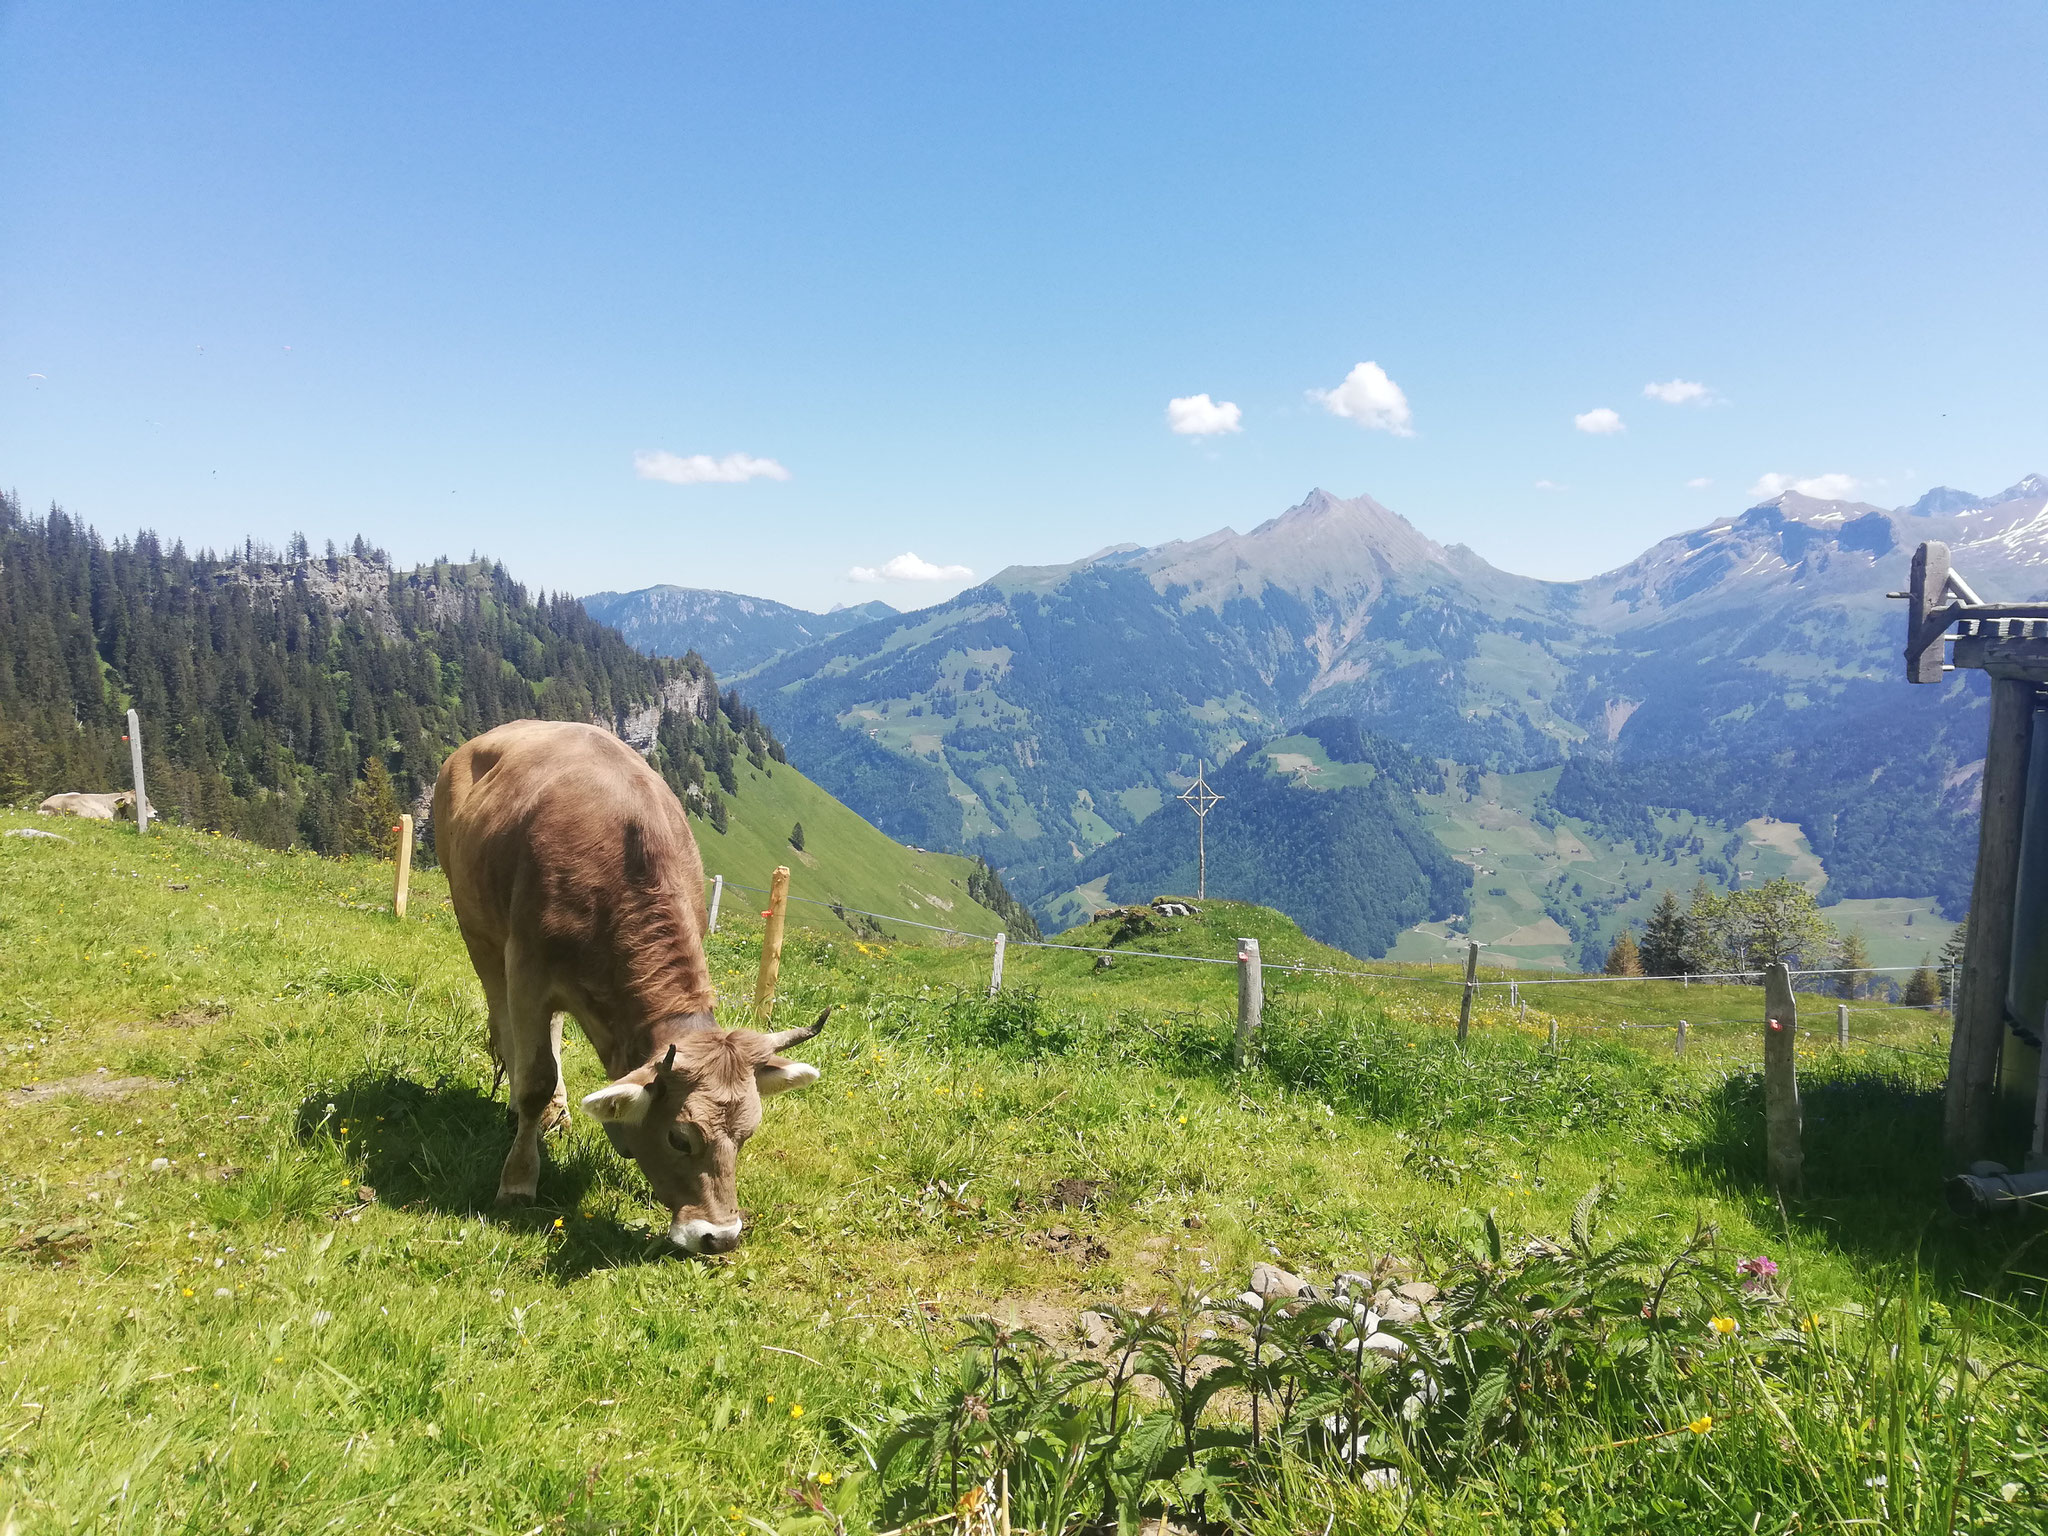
[670,1216,743,1255]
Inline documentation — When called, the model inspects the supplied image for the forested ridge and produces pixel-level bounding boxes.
[0,495,784,854]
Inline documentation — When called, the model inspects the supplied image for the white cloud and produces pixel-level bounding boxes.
[1535,479,1565,491]
[1686,477,1713,489]
[634,450,791,485]
[1644,378,1713,405]
[1573,407,1625,435]
[1311,361,1414,436]
[1166,393,1242,436]
[1749,471,1861,501]
[848,552,975,584]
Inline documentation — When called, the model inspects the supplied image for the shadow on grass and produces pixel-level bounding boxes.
[291,1072,691,1280]
[1675,1060,2046,1296]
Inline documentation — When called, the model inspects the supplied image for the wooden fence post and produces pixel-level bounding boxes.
[754,865,790,1021]
[1234,938,1262,1067]
[1837,1002,1848,1047]
[1457,941,1479,1046]
[988,931,1007,997]
[1675,1018,1687,1056]
[706,873,724,934]
[124,708,150,836]
[1764,961,1804,1197]
[392,814,414,918]
[1947,676,2035,1163]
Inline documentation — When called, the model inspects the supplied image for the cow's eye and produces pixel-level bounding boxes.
[667,1126,700,1155]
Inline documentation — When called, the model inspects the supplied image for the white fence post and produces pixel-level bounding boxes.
[988,931,1007,997]
[124,708,150,836]
[706,873,724,934]
[1837,1002,1849,1047]
[1234,938,1263,1067]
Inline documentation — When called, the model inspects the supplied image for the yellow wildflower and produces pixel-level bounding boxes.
[817,1471,834,1484]
[1710,1316,1739,1336]
[1687,1414,1712,1434]
[790,1404,804,1418]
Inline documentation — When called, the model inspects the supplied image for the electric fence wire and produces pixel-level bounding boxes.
[703,878,1957,995]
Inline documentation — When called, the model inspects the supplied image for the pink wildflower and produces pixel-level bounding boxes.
[1737,1255,1779,1291]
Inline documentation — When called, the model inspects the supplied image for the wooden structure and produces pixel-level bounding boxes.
[1903,541,2048,1168]
[1178,763,1224,900]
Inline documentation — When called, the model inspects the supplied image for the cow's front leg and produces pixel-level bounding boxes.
[496,951,565,1204]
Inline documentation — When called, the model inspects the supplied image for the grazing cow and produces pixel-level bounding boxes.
[434,719,824,1253]
[38,791,141,821]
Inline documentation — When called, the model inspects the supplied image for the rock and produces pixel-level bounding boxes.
[1358,1332,1408,1359]
[1374,1293,1422,1326]
[4,828,68,841]
[148,1157,170,1173]
[1394,1281,1439,1305]
[1334,1270,1374,1299]
[1250,1262,1312,1301]
[1077,1310,1114,1350]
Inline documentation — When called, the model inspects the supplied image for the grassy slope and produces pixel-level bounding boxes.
[0,816,2031,1533]
[1392,768,1957,972]
[692,756,1007,941]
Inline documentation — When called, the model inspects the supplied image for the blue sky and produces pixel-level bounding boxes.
[4,2,2044,610]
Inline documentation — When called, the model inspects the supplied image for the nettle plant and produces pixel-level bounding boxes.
[853,1188,1771,1531]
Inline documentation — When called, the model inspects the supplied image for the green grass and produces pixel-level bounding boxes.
[1393,769,1958,973]
[693,755,1009,940]
[0,814,2041,1532]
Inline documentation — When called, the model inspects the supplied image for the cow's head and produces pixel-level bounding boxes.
[577,1009,827,1254]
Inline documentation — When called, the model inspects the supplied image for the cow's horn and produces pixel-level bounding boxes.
[659,1043,677,1074]
[763,1007,831,1054]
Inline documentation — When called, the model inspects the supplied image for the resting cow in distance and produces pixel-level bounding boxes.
[434,719,824,1253]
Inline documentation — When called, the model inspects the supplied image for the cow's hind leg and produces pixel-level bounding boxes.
[495,943,566,1205]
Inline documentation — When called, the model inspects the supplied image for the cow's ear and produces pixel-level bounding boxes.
[756,1057,821,1097]
[580,1078,656,1125]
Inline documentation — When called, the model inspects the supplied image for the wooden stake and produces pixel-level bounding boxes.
[1947,676,2035,1163]
[988,930,1007,997]
[1233,937,1262,1067]
[392,813,414,918]
[754,865,790,1021]
[124,708,150,836]
[1763,961,1804,1198]
[1457,940,1479,1046]
[706,873,724,934]
[1675,1018,1687,1056]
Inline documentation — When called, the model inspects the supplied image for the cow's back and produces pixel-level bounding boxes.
[435,720,713,1021]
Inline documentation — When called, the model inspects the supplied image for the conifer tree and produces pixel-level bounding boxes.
[1604,927,1643,976]
[1639,889,1687,976]
[1938,914,1969,1009]
[789,821,805,851]
[342,757,401,859]
[1834,929,1870,999]
[1902,955,1940,1009]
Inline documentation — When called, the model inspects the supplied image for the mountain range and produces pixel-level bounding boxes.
[582,586,897,676]
[589,475,2048,950]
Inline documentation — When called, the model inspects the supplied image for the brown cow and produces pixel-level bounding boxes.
[434,719,824,1253]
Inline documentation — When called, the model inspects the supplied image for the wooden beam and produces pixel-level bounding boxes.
[1946,676,2037,1163]
[1907,541,1951,683]
[1951,631,2048,680]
